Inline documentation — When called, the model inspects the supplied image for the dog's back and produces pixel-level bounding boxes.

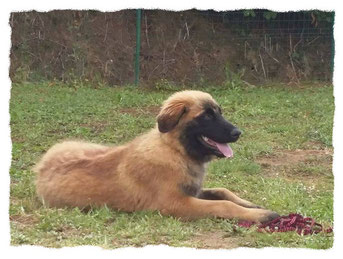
[34,130,187,211]
[34,141,129,209]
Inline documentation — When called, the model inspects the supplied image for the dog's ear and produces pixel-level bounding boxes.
[157,101,187,133]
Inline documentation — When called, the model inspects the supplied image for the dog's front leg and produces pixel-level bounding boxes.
[160,196,278,223]
[198,188,262,209]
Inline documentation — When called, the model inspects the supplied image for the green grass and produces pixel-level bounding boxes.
[9,82,334,249]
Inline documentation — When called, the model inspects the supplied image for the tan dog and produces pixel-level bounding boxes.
[34,90,279,223]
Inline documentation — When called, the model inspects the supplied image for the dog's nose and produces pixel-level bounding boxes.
[231,128,242,138]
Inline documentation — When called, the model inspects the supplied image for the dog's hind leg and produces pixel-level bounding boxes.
[161,196,278,223]
[198,188,262,209]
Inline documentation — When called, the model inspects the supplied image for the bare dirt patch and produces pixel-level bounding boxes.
[256,148,333,181]
[190,231,245,249]
[257,149,333,167]
[119,105,161,116]
[10,214,39,226]
[77,121,109,134]
[11,136,25,143]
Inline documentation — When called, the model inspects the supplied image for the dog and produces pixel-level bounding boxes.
[34,90,279,223]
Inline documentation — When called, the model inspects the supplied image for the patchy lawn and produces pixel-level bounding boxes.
[9,82,334,249]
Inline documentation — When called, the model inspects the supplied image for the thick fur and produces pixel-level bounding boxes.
[34,90,278,223]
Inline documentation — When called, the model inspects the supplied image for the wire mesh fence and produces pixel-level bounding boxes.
[10,9,334,86]
[194,9,334,84]
[201,10,333,40]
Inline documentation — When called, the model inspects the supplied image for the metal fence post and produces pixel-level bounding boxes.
[135,9,142,86]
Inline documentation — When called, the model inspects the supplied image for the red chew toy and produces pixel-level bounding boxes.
[238,213,333,235]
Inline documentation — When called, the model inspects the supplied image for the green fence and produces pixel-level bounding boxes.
[10,9,334,86]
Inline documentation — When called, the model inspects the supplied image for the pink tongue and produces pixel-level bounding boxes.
[207,139,233,158]
[215,142,233,157]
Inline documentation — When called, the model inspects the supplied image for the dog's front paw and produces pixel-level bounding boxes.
[245,208,279,223]
[258,210,280,224]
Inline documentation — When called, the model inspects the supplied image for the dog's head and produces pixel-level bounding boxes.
[157,90,241,162]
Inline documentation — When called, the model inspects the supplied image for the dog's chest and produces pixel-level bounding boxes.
[180,164,206,197]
